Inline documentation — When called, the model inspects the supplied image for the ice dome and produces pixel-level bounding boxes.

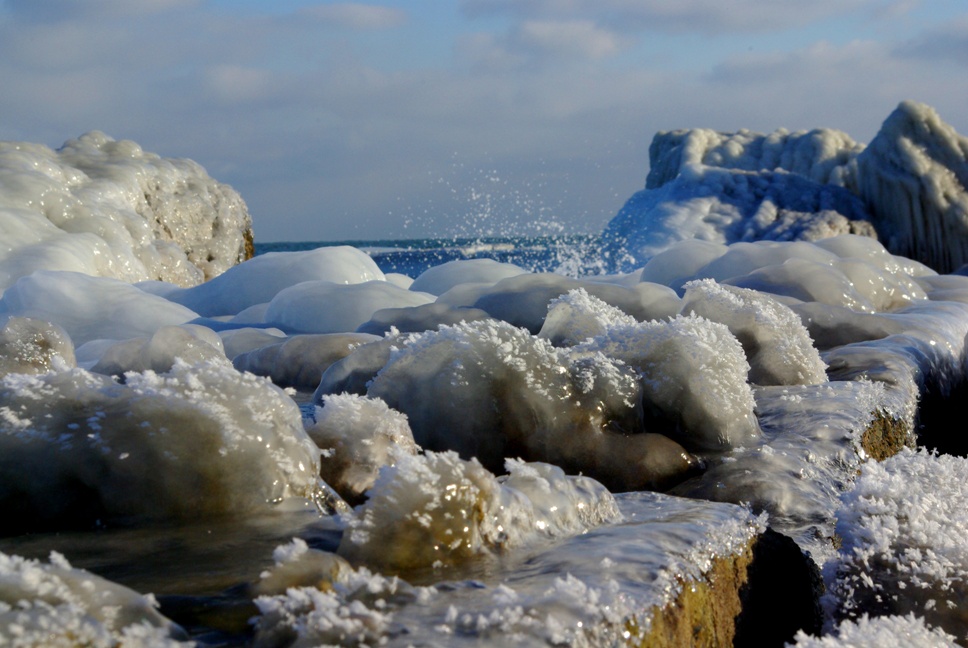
[0,131,252,292]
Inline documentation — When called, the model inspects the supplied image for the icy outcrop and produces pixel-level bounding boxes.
[681,280,827,386]
[604,127,875,269]
[232,332,379,391]
[0,316,75,375]
[853,101,968,273]
[91,323,226,376]
[337,451,620,572]
[306,393,419,502]
[790,614,957,648]
[0,131,252,292]
[0,360,320,533]
[364,319,700,492]
[0,551,189,647]
[828,449,968,639]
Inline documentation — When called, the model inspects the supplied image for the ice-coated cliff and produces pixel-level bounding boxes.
[0,131,253,292]
[606,101,968,274]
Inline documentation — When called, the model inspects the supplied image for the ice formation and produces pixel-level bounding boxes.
[829,449,968,639]
[409,258,528,295]
[605,101,968,275]
[0,131,252,292]
[91,324,226,377]
[0,360,320,533]
[0,316,75,375]
[853,101,968,273]
[337,451,620,572]
[0,550,188,647]
[306,393,419,502]
[789,614,957,648]
[232,332,379,391]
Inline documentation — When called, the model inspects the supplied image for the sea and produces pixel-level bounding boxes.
[255,234,612,279]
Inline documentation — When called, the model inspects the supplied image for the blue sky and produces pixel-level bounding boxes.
[1,0,966,241]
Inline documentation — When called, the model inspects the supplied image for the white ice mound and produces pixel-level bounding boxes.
[578,313,760,451]
[0,360,320,533]
[0,316,75,375]
[366,319,700,491]
[232,332,379,391]
[265,280,435,334]
[830,449,968,638]
[603,126,875,269]
[0,131,252,293]
[409,258,528,295]
[790,614,957,648]
[853,101,968,273]
[91,323,226,376]
[306,393,419,502]
[538,287,637,347]
[337,451,620,572]
[164,246,385,317]
[0,550,188,647]
[0,271,198,346]
[680,279,827,386]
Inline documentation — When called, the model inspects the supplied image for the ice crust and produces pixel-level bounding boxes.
[789,614,957,648]
[0,131,251,293]
[0,550,189,648]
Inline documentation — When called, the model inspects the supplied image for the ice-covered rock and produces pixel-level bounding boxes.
[538,287,638,347]
[306,393,419,502]
[578,313,761,452]
[0,550,189,647]
[366,319,700,491]
[789,614,957,648]
[356,302,493,336]
[0,131,252,293]
[409,258,528,295]
[264,280,435,334]
[853,101,968,273]
[828,449,968,639]
[337,451,620,572]
[0,316,75,375]
[0,271,199,346]
[91,323,226,377]
[164,246,385,317]
[0,360,321,533]
[680,279,827,386]
[232,332,379,391]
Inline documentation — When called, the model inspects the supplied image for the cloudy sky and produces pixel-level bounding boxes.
[1,0,966,242]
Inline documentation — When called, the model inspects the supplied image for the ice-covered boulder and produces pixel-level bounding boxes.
[409,258,528,295]
[356,301,493,336]
[264,280,435,334]
[164,246,385,318]
[828,449,968,640]
[680,280,827,386]
[853,101,968,273]
[306,393,419,502]
[0,271,199,346]
[366,319,700,491]
[90,323,226,376]
[789,614,957,648]
[0,131,252,293]
[232,332,379,391]
[0,550,189,647]
[0,315,75,375]
[337,451,620,572]
[0,360,321,533]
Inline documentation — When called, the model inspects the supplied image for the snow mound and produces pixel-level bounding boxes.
[0,131,251,292]
[409,258,528,295]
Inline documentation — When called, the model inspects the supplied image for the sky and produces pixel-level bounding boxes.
[0,1,966,242]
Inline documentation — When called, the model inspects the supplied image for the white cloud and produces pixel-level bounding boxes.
[517,20,622,59]
[299,3,407,30]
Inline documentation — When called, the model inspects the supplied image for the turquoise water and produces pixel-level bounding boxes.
[256,234,615,278]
